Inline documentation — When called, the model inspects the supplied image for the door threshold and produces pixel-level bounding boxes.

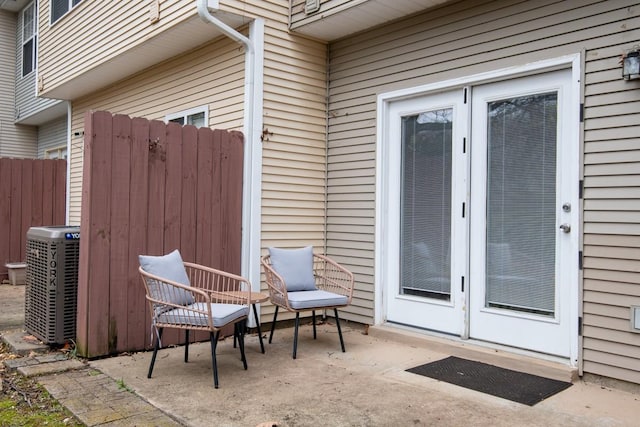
[370,323,578,383]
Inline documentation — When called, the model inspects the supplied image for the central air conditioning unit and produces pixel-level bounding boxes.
[25,226,80,345]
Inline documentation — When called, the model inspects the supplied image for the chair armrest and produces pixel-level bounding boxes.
[139,266,211,310]
[183,262,251,306]
[260,255,289,308]
[313,254,354,304]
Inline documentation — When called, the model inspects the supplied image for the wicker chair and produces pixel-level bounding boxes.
[138,250,251,388]
[261,247,354,359]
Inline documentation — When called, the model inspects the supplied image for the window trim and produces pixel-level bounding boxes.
[45,145,68,160]
[50,0,83,25]
[165,105,209,128]
[21,1,37,77]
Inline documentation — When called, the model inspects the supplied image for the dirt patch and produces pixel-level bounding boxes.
[0,341,83,426]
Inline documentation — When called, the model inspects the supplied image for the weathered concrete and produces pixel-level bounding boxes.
[0,283,25,331]
[91,323,640,427]
[2,282,639,426]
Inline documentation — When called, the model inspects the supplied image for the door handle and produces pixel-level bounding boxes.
[559,223,571,233]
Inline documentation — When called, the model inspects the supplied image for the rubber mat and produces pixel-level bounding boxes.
[406,356,572,406]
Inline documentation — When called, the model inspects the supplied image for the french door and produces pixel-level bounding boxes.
[383,68,578,358]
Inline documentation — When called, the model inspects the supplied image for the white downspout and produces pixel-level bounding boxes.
[65,101,72,225]
[196,0,264,327]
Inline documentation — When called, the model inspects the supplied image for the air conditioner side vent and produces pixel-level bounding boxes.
[25,226,80,345]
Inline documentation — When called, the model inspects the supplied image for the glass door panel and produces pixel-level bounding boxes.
[485,93,557,315]
[401,109,452,301]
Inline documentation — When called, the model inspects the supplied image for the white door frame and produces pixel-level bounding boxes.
[375,54,581,365]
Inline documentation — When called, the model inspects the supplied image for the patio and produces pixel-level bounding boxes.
[2,283,638,426]
[90,321,637,426]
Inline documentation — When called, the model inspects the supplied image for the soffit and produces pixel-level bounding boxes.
[290,0,455,41]
[0,0,30,13]
[43,12,245,100]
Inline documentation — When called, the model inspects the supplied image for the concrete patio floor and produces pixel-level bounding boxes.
[91,321,639,427]
[2,283,639,426]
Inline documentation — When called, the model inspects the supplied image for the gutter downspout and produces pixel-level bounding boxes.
[196,1,255,143]
[65,101,72,224]
[196,0,263,326]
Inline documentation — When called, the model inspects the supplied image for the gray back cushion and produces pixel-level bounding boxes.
[268,246,316,292]
[139,249,194,306]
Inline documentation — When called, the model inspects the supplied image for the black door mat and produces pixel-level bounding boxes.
[406,356,572,406]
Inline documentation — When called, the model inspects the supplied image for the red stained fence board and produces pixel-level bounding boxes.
[0,158,66,279]
[77,111,244,358]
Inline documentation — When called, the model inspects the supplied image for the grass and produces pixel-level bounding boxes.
[0,342,83,427]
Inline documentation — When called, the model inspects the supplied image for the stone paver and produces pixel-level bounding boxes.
[37,366,182,426]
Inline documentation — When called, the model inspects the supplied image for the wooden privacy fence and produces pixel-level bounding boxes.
[0,158,66,279]
[77,111,244,358]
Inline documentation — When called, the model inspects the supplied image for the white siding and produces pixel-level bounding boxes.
[0,10,36,158]
[327,0,640,383]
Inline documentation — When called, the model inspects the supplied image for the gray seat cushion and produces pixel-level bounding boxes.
[287,290,348,310]
[157,303,249,328]
[268,246,317,292]
[139,249,194,306]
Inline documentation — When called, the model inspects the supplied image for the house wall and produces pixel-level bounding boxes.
[327,0,640,383]
[290,0,342,21]
[14,3,61,124]
[36,0,199,96]
[67,34,246,225]
[63,1,328,326]
[0,9,36,158]
[37,117,67,159]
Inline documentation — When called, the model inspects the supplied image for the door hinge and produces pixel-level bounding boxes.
[579,103,584,123]
[463,137,466,154]
[462,202,466,218]
[578,250,583,270]
[579,180,584,199]
[461,276,465,292]
[463,87,468,104]
[578,316,583,336]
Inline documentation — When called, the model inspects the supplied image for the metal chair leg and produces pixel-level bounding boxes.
[312,310,317,339]
[293,312,300,359]
[253,304,265,353]
[334,308,345,352]
[185,330,190,363]
[210,331,220,388]
[237,321,248,370]
[148,327,164,378]
[268,306,279,344]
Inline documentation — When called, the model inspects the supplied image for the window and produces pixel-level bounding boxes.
[51,0,83,24]
[22,2,36,76]
[46,146,68,160]
[165,106,208,128]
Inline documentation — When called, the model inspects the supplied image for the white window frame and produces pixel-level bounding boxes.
[45,146,68,160]
[50,0,83,25]
[21,2,37,77]
[165,105,209,128]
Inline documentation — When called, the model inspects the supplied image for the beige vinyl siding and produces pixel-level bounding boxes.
[290,0,340,22]
[67,34,245,225]
[582,30,640,385]
[37,0,203,96]
[327,0,640,380]
[14,3,62,124]
[222,1,329,322]
[66,0,329,327]
[0,10,36,158]
[37,117,67,159]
